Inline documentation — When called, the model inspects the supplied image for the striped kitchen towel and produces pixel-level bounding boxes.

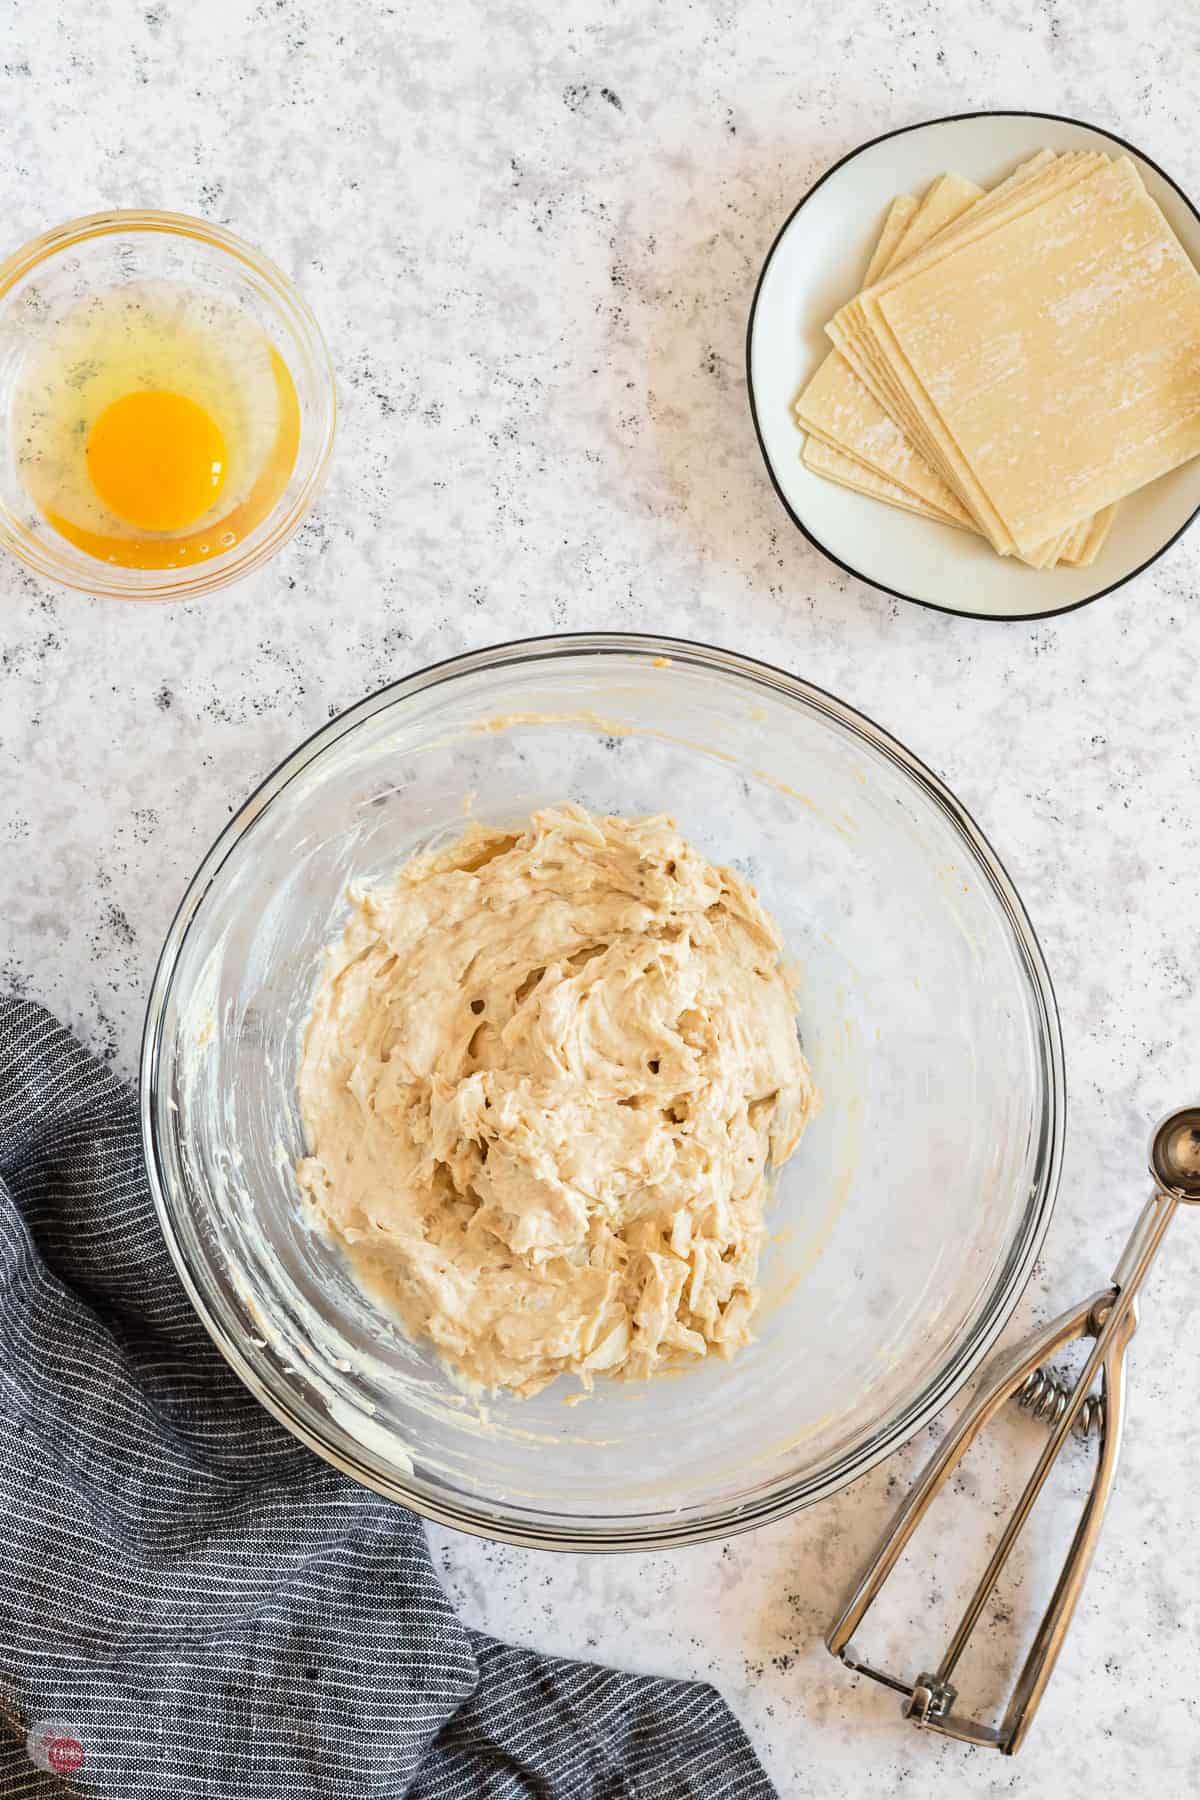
[0,997,774,1799]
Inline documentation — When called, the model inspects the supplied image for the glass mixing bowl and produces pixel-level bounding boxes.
[0,210,335,600]
[141,634,1063,1549]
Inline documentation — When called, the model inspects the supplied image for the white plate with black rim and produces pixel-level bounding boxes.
[746,111,1200,622]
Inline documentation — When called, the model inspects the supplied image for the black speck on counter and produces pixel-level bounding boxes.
[102,904,136,948]
[563,84,623,114]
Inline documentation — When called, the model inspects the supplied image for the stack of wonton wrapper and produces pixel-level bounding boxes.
[794,151,1200,570]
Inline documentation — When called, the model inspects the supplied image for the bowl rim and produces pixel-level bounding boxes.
[140,630,1065,1550]
[745,108,1200,625]
[0,207,336,602]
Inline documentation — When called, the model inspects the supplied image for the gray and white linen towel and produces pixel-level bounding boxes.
[0,996,775,1799]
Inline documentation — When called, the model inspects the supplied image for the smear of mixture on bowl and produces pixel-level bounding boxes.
[296,803,816,1398]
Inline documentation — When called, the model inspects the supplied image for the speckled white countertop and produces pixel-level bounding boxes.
[3,1,1200,1791]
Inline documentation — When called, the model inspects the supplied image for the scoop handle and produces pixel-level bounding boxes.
[999,1299,1137,1753]
[827,1184,1184,1753]
[933,1188,1179,1694]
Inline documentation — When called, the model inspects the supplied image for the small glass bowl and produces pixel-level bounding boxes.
[0,210,335,600]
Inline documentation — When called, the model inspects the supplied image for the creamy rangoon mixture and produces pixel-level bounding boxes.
[297,804,816,1398]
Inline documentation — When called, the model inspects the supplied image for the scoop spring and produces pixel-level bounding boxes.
[1014,1366,1103,1440]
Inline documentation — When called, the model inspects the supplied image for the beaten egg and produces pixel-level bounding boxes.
[13,282,299,569]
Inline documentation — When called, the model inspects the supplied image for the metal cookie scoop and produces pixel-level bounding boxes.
[827,1106,1200,1755]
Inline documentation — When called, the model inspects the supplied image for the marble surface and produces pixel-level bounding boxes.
[3,0,1200,1791]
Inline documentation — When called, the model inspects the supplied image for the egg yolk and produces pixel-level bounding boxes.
[85,389,227,532]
